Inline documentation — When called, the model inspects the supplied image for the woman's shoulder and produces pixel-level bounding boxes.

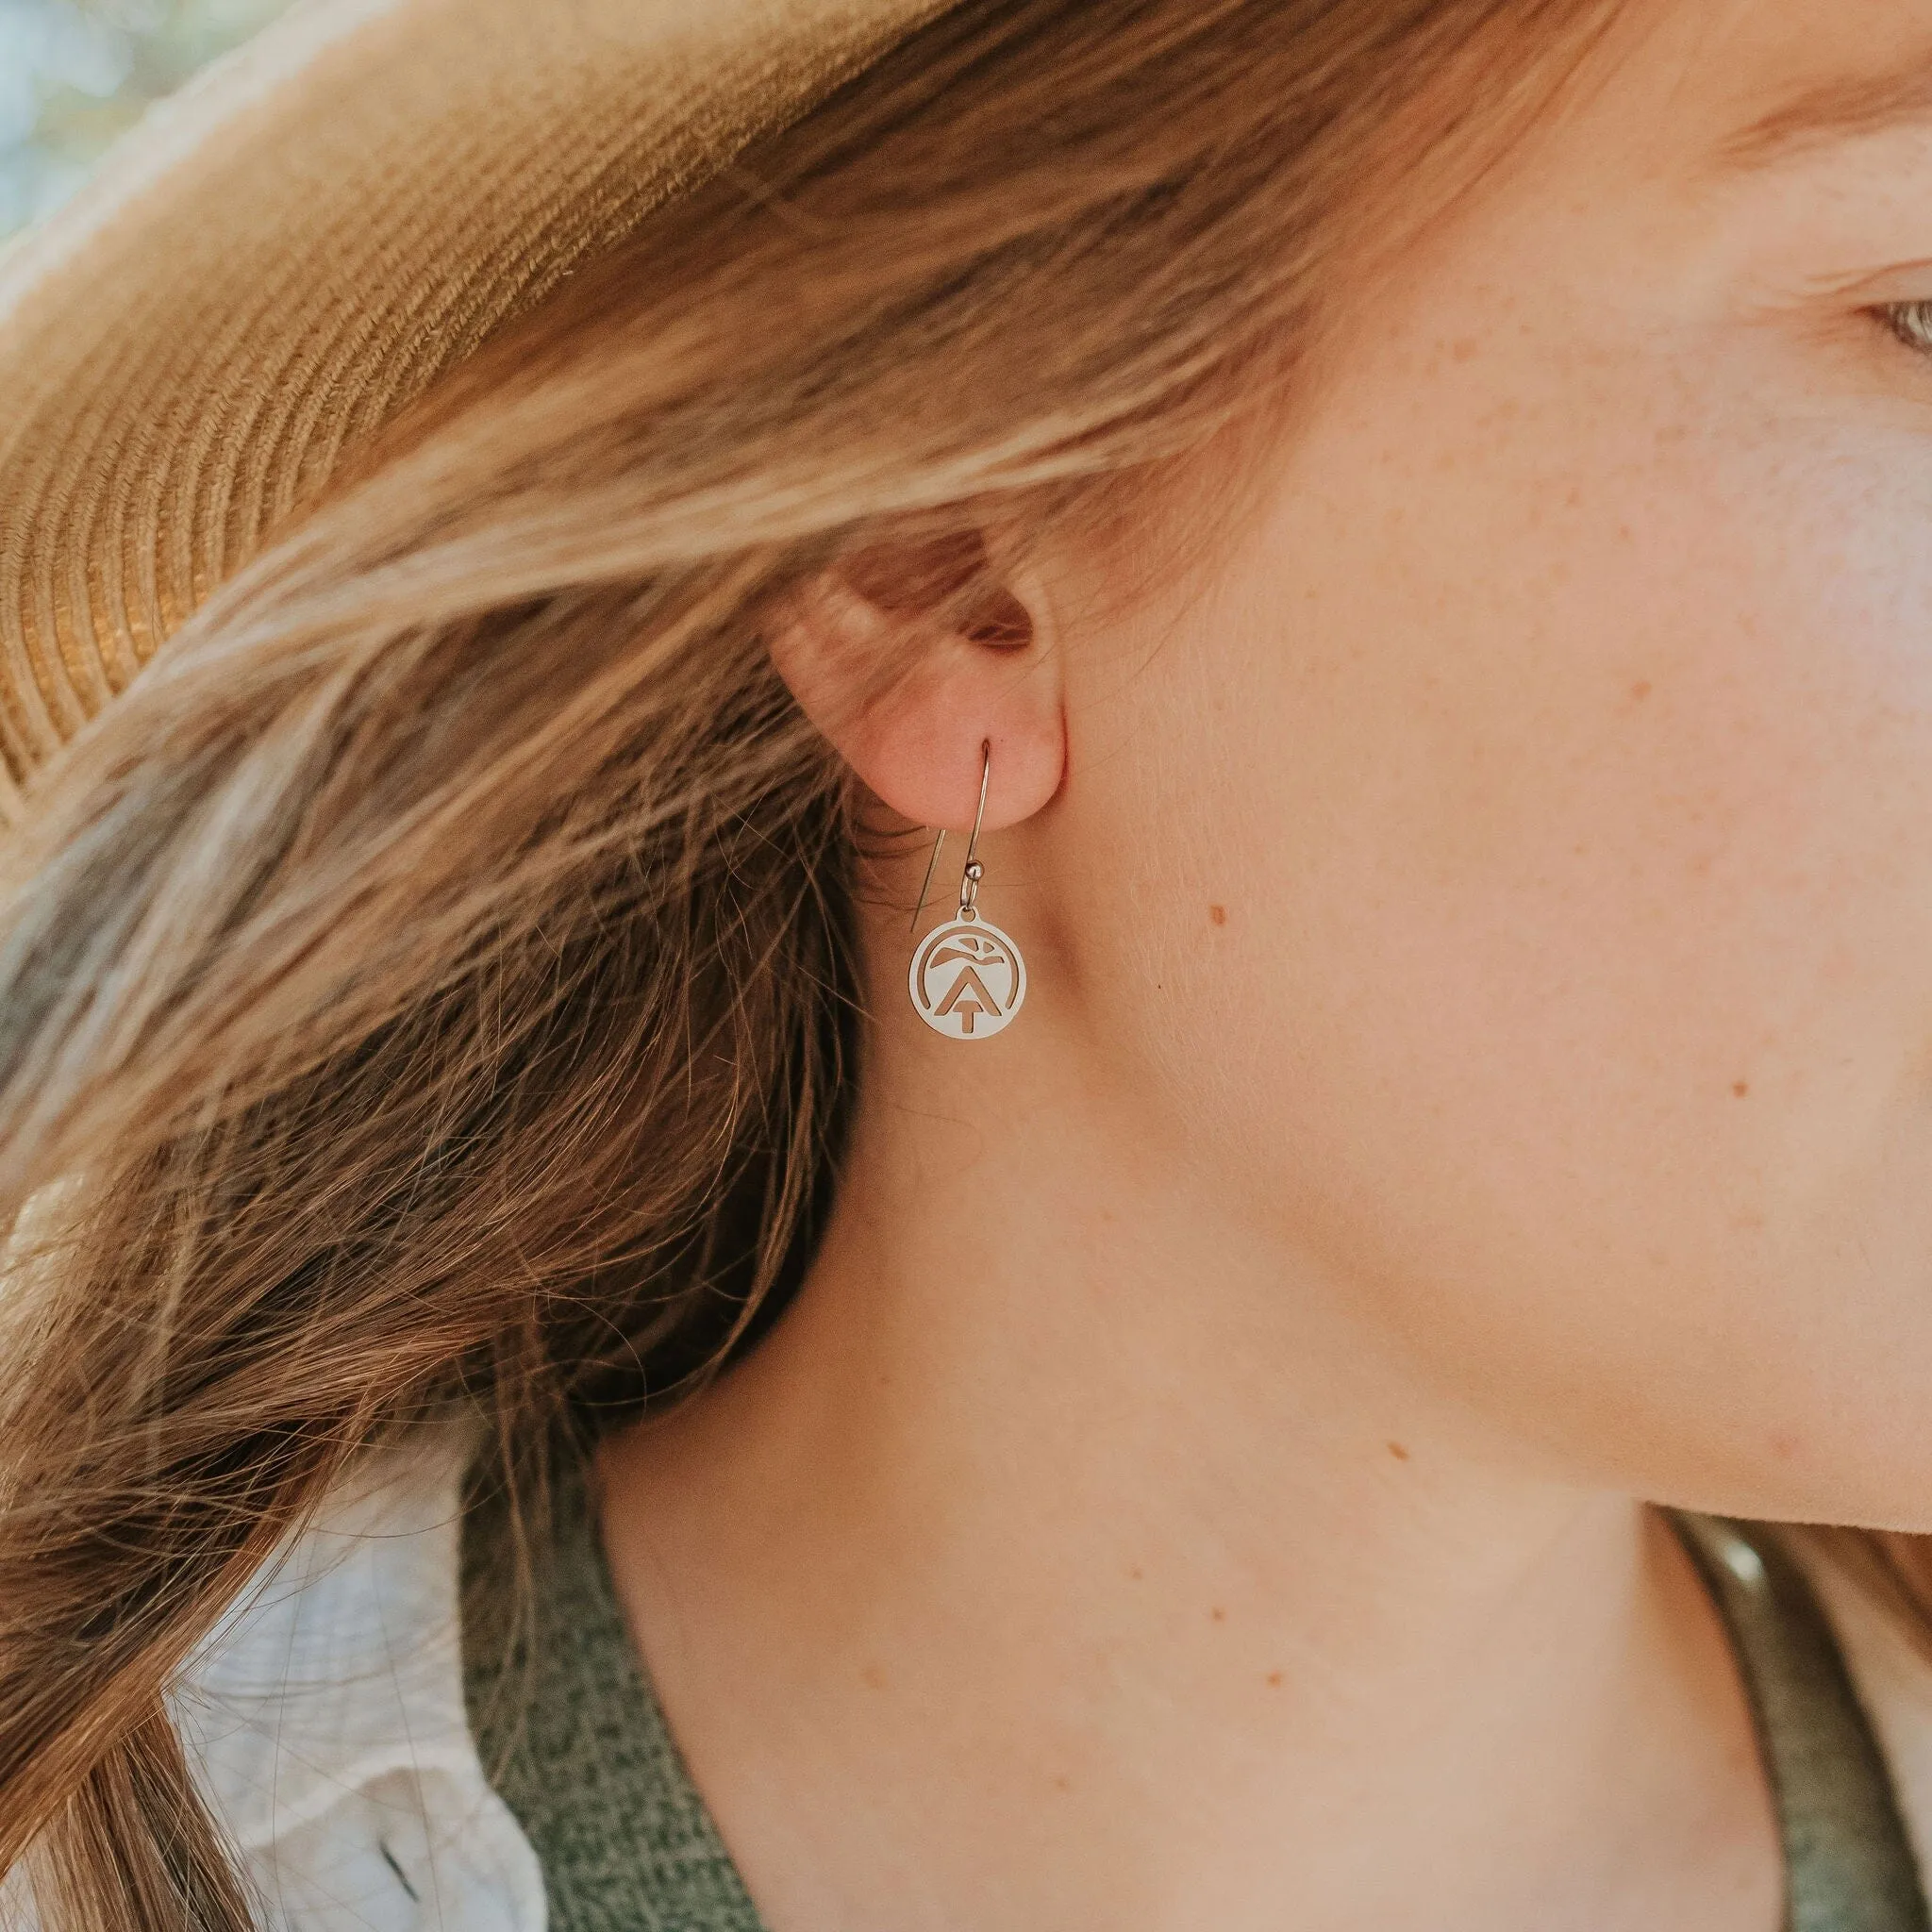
[170,1425,544,1931]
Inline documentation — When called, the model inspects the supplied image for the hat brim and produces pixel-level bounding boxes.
[0,0,944,802]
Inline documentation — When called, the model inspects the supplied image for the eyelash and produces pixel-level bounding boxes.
[1881,300,1932,353]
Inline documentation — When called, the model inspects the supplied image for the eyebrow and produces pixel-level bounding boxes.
[1721,55,1932,169]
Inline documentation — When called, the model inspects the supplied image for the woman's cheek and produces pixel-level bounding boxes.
[1094,354,1932,1513]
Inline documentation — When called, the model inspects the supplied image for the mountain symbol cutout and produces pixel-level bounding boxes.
[932,962,1004,1034]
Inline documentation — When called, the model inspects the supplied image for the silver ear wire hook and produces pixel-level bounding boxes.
[909,740,991,933]
[909,831,944,935]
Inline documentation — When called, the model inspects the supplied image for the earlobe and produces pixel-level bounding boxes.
[767,545,1065,833]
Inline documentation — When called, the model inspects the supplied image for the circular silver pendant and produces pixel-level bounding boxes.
[908,914,1026,1041]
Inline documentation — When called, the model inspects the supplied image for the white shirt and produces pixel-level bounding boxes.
[170,1435,543,1932]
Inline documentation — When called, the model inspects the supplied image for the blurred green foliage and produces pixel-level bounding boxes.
[2,0,289,240]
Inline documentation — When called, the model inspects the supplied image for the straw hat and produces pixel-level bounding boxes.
[0,0,949,808]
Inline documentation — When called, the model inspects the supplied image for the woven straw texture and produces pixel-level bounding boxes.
[0,0,942,802]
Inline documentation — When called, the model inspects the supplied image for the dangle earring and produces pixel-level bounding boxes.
[907,741,1027,1041]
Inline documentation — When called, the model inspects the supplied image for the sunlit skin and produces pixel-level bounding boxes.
[599,3,1932,1926]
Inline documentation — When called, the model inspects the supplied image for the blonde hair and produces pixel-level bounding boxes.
[0,1,1645,1923]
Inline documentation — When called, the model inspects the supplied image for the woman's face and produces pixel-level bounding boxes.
[1041,0,1932,1526]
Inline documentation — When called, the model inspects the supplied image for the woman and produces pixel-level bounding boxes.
[5,0,1932,1924]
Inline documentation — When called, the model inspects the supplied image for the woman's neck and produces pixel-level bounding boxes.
[598,1029,1778,1931]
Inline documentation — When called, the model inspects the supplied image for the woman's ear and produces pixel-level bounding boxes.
[766,530,1065,831]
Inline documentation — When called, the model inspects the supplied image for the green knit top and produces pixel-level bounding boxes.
[460,1464,1929,1932]
[462,1461,765,1931]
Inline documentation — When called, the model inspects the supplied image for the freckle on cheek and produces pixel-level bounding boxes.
[1732,1080,1750,1098]
[1209,905,1227,927]
[1387,1441,1411,1461]
[1629,680,1652,702]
